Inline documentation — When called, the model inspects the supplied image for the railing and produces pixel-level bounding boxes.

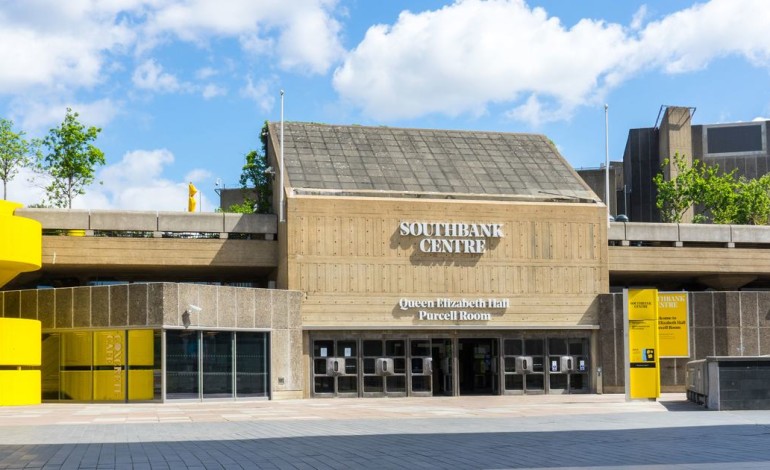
[15,209,277,240]
[609,222,770,247]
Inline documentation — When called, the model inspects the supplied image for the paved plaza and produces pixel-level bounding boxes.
[1,394,770,469]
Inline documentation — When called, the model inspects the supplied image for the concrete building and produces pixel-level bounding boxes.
[620,106,770,222]
[5,121,770,402]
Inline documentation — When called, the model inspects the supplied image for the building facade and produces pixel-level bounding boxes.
[5,121,770,402]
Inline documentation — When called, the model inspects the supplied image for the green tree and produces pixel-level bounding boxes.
[0,118,35,200]
[653,153,698,223]
[732,175,770,225]
[693,162,738,224]
[654,153,770,225]
[37,108,105,208]
[226,121,272,214]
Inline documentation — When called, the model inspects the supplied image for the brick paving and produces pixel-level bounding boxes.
[1,394,770,469]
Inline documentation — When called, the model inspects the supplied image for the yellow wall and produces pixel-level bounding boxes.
[0,318,42,405]
[0,202,43,405]
[0,201,42,287]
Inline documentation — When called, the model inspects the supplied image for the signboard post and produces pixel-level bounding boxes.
[624,288,660,400]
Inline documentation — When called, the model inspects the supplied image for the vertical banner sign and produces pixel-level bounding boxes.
[658,292,690,358]
[624,289,660,400]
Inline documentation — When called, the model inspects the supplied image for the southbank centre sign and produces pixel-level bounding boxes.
[399,221,504,254]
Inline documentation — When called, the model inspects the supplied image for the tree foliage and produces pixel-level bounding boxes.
[225,121,272,214]
[0,117,36,200]
[654,153,770,225]
[37,108,105,208]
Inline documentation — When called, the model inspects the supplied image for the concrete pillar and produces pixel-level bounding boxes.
[659,106,694,222]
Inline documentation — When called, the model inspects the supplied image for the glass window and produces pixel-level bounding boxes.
[236,332,268,398]
[202,331,233,398]
[166,330,199,399]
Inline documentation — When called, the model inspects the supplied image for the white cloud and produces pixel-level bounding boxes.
[132,59,182,93]
[11,98,120,134]
[241,76,275,112]
[0,1,138,94]
[333,0,770,124]
[201,84,226,99]
[73,149,213,211]
[195,66,218,80]
[143,0,344,74]
[630,5,648,31]
[0,0,344,97]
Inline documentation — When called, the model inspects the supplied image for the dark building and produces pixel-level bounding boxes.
[621,106,770,222]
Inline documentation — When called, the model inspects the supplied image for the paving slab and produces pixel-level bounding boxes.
[1,394,770,468]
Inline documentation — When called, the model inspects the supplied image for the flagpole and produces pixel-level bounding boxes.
[280,89,285,223]
[605,104,610,225]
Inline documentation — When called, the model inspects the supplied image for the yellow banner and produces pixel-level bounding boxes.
[658,292,689,358]
[627,289,660,399]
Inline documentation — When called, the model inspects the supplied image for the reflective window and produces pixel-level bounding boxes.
[166,330,199,399]
[236,333,268,398]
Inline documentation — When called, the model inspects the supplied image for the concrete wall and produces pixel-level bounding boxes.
[16,209,277,236]
[623,127,660,222]
[599,291,770,393]
[0,283,303,400]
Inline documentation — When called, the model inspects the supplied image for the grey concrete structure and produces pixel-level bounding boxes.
[622,106,770,222]
[0,283,303,400]
[599,291,770,393]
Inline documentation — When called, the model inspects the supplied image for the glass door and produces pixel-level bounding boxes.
[409,339,432,397]
[202,332,232,399]
[311,339,358,397]
[504,338,545,395]
[568,338,590,393]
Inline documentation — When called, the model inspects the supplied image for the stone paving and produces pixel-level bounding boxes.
[1,394,770,469]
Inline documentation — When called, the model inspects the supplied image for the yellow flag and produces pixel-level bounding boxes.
[188,182,198,212]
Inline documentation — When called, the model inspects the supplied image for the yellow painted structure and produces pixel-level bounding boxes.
[0,201,43,405]
[626,289,660,400]
[58,329,155,401]
[0,200,42,287]
[0,318,42,405]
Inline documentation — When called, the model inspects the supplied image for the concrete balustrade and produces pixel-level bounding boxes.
[610,221,770,247]
[15,208,277,237]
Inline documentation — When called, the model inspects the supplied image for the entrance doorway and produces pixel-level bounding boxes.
[431,339,452,396]
[458,338,498,395]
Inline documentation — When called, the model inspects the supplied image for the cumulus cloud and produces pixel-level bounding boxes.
[0,2,137,93]
[333,0,770,124]
[132,59,183,92]
[69,149,214,211]
[241,76,275,112]
[0,0,344,97]
[142,0,344,74]
[201,84,226,99]
[11,98,120,134]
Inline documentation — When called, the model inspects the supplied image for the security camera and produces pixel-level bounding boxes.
[187,304,202,313]
[264,166,275,175]
[215,178,222,187]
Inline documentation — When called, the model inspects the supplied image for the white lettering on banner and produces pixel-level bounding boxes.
[400,221,503,254]
[401,298,509,322]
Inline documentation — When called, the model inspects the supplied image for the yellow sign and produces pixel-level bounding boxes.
[658,292,689,358]
[626,289,660,399]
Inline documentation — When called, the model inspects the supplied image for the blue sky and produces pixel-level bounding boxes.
[2,0,769,211]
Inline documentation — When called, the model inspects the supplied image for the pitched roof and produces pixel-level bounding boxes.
[270,122,597,202]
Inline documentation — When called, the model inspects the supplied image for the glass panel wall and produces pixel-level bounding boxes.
[166,330,270,400]
[166,330,200,399]
[202,331,233,398]
[236,333,268,397]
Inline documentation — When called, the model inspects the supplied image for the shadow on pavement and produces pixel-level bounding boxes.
[1,424,769,469]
